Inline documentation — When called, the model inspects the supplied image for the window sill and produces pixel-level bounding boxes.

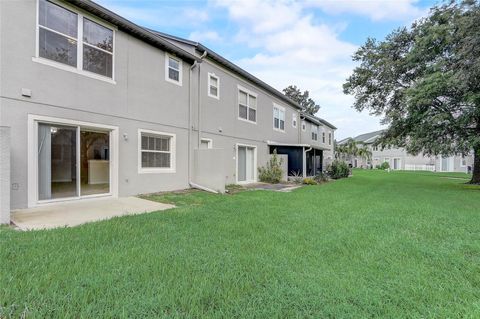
[32,57,116,84]
[208,93,220,100]
[238,117,257,125]
[165,77,183,86]
[273,128,285,133]
[138,168,176,174]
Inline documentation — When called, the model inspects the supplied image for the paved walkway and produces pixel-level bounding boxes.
[11,197,174,231]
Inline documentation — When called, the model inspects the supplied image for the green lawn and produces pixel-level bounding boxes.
[1,170,480,318]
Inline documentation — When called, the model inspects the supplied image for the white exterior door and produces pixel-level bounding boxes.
[393,158,401,170]
[237,145,256,183]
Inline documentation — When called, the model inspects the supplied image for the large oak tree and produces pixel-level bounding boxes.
[343,0,480,184]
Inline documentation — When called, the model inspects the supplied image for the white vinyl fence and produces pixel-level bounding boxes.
[404,164,435,172]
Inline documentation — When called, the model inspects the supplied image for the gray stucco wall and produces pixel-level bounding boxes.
[0,0,337,212]
[0,127,11,224]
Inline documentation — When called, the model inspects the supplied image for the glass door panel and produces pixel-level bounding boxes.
[38,123,78,200]
[238,146,247,182]
[80,129,110,196]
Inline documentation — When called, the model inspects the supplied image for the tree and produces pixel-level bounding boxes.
[357,146,372,163]
[343,0,480,184]
[283,85,320,115]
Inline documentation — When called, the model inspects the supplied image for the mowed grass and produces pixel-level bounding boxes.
[1,170,480,318]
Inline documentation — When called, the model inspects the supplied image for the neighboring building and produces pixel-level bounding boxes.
[338,130,474,173]
[0,0,335,222]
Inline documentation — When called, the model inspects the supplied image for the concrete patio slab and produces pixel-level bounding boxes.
[11,197,175,230]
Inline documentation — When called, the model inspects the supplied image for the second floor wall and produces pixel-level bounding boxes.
[1,0,192,130]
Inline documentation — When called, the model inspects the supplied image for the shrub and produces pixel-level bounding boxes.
[314,172,329,183]
[376,162,390,170]
[302,177,317,185]
[327,160,350,179]
[289,171,303,184]
[258,150,283,183]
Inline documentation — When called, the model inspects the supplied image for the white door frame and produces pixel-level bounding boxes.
[235,143,257,184]
[27,114,119,207]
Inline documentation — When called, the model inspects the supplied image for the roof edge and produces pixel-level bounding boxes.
[68,0,199,63]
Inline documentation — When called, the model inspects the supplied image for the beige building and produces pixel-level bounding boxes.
[338,130,473,173]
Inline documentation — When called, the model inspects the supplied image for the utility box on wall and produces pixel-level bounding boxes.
[0,126,11,224]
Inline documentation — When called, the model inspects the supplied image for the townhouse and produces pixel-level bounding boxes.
[0,0,335,223]
[339,130,474,173]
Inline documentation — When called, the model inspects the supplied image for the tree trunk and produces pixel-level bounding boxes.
[470,146,480,184]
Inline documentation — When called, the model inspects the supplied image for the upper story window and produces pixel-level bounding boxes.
[138,129,176,173]
[373,145,378,151]
[301,121,306,131]
[292,114,297,128]
[37,0,114,79]
[238,87,257,123]
[329,132,332,145]
[273,104,285,131]
[322,131,326,143]
[165,53,182,85]
[311,124,318,141]
[208,73,220,99]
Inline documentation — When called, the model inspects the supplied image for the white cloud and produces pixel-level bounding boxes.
[183,8,209,23]
[214,0,385,139]
[189,30,222,43]
[306,0,426,22]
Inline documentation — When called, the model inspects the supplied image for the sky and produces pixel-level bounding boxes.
[97,0,438,140]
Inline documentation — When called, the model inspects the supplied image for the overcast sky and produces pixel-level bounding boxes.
[97,0,436,139]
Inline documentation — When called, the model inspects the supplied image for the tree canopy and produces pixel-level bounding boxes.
[283,85,320,115]
[343,0,480,183]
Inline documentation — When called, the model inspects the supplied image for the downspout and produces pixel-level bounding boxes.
[189,51,217,193]
[197,50,207,148]
[303,146,312,178]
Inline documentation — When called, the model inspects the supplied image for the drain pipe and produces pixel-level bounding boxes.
[189,51,217,193]
[197,50,207,148]
[303,146,312,178]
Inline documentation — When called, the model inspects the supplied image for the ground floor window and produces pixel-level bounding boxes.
[138,129,176,173]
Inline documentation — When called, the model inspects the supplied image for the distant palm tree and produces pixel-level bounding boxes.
[357,146,372,162]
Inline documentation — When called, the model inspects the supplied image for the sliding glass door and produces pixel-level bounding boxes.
[38,124,78,200]
[37,122,110,202]
[80,129,110,196]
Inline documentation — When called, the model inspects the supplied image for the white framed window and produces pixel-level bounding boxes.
[138,129,176,173]
[461,156,467,167]
[35,0,115,81]
[208,73,219,99]
[329,132,332,145]
[200,138,213,149]
[238,86,257,123]
[322,131,326,143]
[311,124,318,141]
[301,121,306,131]
[292,114,297,128]
[165,53,182,85]
[273,104,285,132]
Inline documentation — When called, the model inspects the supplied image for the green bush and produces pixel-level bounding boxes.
[302,177,317,185]
[258,150,283,183]
[314,172,329,183]
[376,162,390,170]
[327,160,350,179]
